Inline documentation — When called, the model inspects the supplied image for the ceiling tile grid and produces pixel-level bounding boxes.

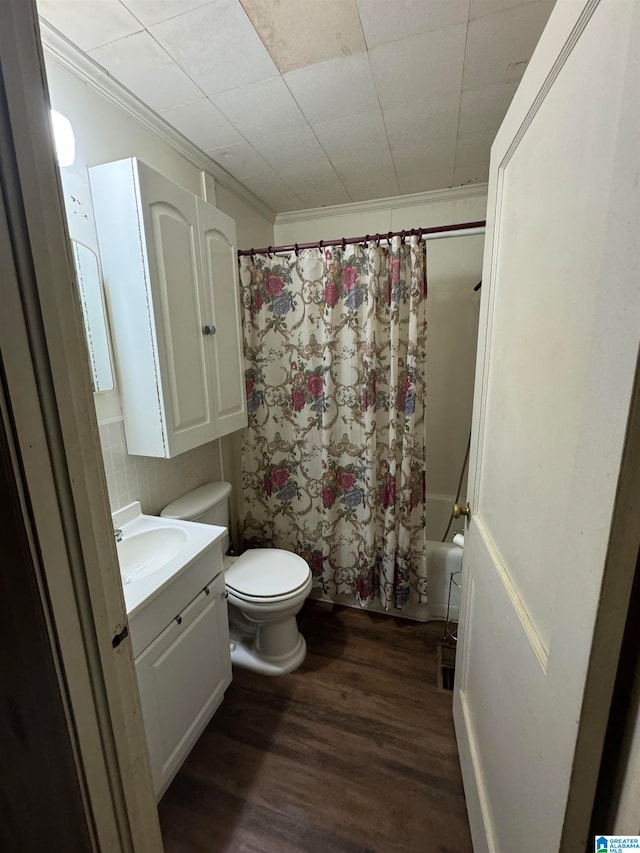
[38,0,556,212]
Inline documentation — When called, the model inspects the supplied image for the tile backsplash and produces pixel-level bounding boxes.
[99,420,220,516]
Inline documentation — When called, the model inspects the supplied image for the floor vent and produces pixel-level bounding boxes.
[437,639,456,692]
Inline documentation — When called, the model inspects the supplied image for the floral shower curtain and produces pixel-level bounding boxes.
[239,236,427,610]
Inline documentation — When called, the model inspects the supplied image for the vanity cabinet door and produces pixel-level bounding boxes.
[135,573,232,799]
[197,198,248,438]
[137,164,217,456]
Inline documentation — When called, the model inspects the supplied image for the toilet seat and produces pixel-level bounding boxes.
[225,548,311,601]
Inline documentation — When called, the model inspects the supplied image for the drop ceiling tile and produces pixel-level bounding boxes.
[212,77,307,143]
[397,166,454,195]
[330,149,397,184]
[279,161,351,206]
[312,111,388,163]
[296,183,352,208]
[205,142,273,178]
[284,53,379,125]
[392,137,455,193]
[344,173,401,202]
[357,0,469,49]
[150,0,278,95]
[462,1,555,88]
[37,0,142,50]
[455,130,495,168]
[279,160,342,192]
[89,31,202,112]
[458,79,520,135]
[251,128,329,172]
[369,23,467,109]
[160,98,244,149]
[122,0,217,27]
[383,91,460,150]
[239,0,366,73]
[453,163,490,185]
[240,172,305,213]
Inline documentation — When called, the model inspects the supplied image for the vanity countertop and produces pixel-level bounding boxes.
[112,501,226,618]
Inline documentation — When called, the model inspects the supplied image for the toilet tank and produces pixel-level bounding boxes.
[161,482,232,549]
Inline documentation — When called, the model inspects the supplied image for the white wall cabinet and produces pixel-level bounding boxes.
[135,570,232,799]
[89,157,247,458]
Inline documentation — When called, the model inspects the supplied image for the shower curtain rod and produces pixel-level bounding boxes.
[237,220,487,257]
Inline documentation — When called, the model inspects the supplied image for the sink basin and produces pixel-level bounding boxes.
[118,526,188,584]
[111,501,227,625]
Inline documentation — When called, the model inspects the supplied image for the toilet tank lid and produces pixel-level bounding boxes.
[160,482,232,520]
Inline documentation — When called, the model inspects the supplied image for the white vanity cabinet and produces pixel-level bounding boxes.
[135,570,231,798]
[89,157,247,458]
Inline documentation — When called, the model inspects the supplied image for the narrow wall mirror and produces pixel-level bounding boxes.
[71,240,114,392]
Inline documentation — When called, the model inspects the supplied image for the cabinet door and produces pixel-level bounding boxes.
[135,574,232,798]
[138,164,217,455]
[197,199,248,438]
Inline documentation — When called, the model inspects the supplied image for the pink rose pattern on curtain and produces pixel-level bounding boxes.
[239,235,427,610]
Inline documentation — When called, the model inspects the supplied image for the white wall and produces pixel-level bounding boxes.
[45,55,273,532]
[275,187,486,496]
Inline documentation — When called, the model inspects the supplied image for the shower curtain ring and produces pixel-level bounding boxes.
[294,243,299,256]
[341,237,346,250]
[401,230,406,244]
[365,234,370,248]
[318,239,324,255]
[375,233,381,248]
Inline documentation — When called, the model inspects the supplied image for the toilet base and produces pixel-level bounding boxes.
[229,624,307,675]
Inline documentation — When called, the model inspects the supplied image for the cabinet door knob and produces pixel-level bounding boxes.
[202,323,216,336]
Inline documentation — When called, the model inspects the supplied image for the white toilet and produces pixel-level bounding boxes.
[161,482,312,676]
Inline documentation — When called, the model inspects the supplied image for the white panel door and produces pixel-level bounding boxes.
[454,2,640,851]
[138,163,216,455]
[197,198,248,438]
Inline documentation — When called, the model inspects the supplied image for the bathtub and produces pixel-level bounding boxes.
[422,493,465,622]
[310,493,465,623]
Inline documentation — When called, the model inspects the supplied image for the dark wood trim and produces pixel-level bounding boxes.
[0,364,93,852]
[590,543,640,835]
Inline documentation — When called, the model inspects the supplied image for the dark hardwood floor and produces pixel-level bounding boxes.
[159,601,472,853]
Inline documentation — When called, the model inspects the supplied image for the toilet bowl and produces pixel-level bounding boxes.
[161,483,312,676]
[225,548,312,675]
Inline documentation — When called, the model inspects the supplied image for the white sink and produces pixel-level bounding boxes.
[118,526,188,584]
[112,501,226,620]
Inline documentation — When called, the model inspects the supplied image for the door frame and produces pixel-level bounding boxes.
[453,0,640,849]
[0,2,161,849]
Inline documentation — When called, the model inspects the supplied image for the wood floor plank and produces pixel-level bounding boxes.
[159,601,472,852]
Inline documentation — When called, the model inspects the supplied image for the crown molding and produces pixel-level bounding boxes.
[39,21,276,225]
[275,183,489,225]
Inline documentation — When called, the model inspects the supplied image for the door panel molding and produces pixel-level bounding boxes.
[474,515,548,670]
